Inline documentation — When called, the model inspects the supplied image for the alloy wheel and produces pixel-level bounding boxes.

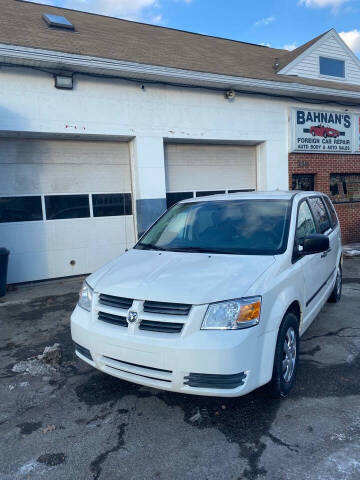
[282,327,297,383]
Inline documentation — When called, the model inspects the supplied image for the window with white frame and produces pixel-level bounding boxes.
[319,57,345,78]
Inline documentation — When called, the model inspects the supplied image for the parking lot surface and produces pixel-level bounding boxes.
[0,260,359,480]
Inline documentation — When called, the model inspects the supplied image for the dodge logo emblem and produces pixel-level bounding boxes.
[127,311,138,324]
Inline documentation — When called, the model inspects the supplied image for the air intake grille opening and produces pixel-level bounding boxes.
[99,294,133,310]
[139,320,183,333]
[74,342,93,361]
[184,372,246,389]
[98,311,128,327]
[143,300,191,316]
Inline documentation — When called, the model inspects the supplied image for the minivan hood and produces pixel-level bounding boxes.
[89,249,276,305]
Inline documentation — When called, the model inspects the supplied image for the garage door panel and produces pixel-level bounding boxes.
[0,139,130,166]
[167,164,255,192]
[91,217,128,246]
[0,164,131,195]
[0,222,46,255]
[7,251,51,284]
[165,144,256,193]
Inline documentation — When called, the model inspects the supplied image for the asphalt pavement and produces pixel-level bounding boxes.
[0,259,359,480]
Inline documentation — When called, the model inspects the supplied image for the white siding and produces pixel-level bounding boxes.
[281,33,360,86]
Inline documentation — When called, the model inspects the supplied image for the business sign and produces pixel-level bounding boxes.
[291,108,357,154]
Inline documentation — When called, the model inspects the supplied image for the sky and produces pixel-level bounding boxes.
[26,0,360,55]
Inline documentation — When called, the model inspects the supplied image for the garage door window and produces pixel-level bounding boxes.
[92,193,132,217]
[166,192,193,209]
[45,195,90,220]
[196,190,225,197]
[228,189,255,194]
[0,196,43,223]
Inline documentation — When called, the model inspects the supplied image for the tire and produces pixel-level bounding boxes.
[324,132,327,138]
[311,131,315,137]
[328,264,342,303]
[267,312,299,398]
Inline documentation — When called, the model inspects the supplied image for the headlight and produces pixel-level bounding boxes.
[201,297,261,330]
[78,281,93,312]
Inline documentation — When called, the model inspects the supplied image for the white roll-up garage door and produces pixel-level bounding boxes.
[0,138,135,283]
[165,144,257,207]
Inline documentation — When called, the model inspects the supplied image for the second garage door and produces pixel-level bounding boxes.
[165,144,257,207]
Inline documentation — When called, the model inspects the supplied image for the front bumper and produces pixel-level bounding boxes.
[71,304,274,397]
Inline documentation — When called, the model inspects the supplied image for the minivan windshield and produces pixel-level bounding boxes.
[136,199,291,255]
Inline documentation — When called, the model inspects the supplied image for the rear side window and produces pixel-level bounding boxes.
[323,196,338,228]
[296,201,316,241]
[308,197,330,233]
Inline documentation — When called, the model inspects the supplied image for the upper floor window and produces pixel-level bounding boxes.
[319,57,345,78]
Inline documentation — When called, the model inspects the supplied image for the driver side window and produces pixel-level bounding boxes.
[296,201,316,242]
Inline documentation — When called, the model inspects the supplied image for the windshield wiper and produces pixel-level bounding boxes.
[137,243,238,254]
[136,242,168,251]
[167,246,234,254]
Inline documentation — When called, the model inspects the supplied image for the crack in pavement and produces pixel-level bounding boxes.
[267,432,299,453]
[89,422,127,480]
[302,327,360,342]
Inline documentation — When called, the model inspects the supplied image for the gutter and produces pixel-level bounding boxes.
[1,43,360,103]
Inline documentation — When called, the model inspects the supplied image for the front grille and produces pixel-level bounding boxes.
[184,372,247,389]
[74,342,93,361]
[98,311,128,327]
[139,320,183,333]
[99,294,133,310]
[143,300,191,316]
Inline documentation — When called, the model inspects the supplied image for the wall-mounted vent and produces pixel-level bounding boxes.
[43,13,74,30]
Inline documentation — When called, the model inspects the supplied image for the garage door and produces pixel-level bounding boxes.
[0,138,135,283]
[165,144,257,207]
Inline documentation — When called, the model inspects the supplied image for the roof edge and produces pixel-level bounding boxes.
[1,42,360,103]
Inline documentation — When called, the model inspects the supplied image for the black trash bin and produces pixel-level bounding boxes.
[0,248,10,297]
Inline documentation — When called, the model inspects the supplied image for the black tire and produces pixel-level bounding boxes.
[324,132,327,138]
[328,264,342,303]
[267,312,299,399]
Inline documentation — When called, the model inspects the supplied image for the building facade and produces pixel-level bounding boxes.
[0,1,359,283]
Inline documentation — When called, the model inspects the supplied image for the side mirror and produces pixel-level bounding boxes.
[298,234,329,255]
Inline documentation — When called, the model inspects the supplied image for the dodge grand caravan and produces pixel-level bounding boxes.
[71,191,342,398]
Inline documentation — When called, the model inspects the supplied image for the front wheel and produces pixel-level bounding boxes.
[267,313,299,398]
[328,265,342,303]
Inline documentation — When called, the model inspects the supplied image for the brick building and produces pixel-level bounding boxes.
[290,153,360,243]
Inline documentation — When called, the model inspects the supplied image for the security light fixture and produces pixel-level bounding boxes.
[224,90,236,100]
[54,74,74,90]
[43,13,74,30]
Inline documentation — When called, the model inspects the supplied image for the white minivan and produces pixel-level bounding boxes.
[71,191,342,398]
